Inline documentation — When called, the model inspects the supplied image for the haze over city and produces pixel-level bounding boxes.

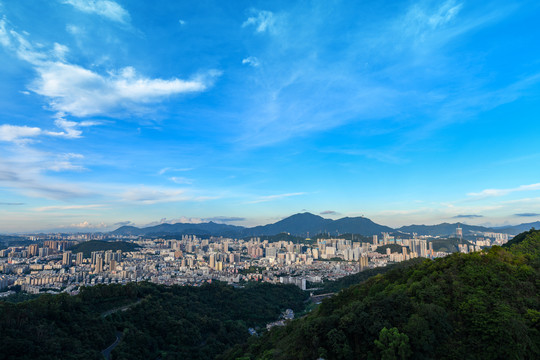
[1,0,540,233]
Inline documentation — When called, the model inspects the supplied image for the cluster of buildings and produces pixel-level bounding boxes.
[0,228,511,295]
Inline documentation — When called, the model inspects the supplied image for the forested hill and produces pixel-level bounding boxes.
[69,240,140,258]
[223,230,540,360]
[0,282,308,360]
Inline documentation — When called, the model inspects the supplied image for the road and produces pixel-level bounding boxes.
[102,331,123,360]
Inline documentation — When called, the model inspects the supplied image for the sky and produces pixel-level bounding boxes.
[1,0,540,233]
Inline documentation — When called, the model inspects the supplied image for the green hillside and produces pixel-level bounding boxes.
[69,240,140,258]
[223,230,540,360]
[0,282,308,360]
[313,258,425,295]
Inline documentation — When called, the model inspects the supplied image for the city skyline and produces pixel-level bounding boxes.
[1,0,540,232]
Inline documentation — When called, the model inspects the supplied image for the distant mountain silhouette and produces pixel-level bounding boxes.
[111,222,244,237]
[111,212,393,237]
[397,222,490,236]
[110,213,538,238]
[492,221,540,234]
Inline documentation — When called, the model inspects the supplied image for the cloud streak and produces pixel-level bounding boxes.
[0,18,221,119]
[246,192,305,204]
[242,9,275,33]
[468,183,540,198]
[514,213,540,217]
[34,204,104,212]
[453,214,483,218]
[204,216,245,223]
[320,210,340,216]
[62,0,130,24]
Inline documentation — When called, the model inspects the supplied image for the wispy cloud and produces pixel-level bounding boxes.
[242,9,275,33]
[114,220,133,226]
[247,192,305,204]
[169,177,192,185]
[514,213,540,217]
[34,204,104,212]
[0,202,25,206]
[468,183,540,198]
[320,210,340,216]
[403,0,463,40]
[0,18,221,119]
[205,216,245,223]
[62,0,130,24]
[453,214,483,218]
[0,125,42,143]
[158,167,194,175]
[242,56,260,67]
[30,63,219,117]
[0,119,99,144]
[61,220,108,229]
[143,217,204,227]
[120,186,217,205]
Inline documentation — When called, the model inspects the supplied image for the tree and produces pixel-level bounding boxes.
[374,327,411,360]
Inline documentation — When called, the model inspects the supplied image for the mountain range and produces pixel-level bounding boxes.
[110,212,539,238]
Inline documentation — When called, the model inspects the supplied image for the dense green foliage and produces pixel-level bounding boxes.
[223,230,540,360]
[249,233,307,244]
[111,282,308,360]
[0,281,307,360]
[313,233,371,242]
[0,235,34,250]
[0,285,128,360]
[374,244,404,255]
[69,240,140,258]
[429,237,473,252]
[314,258,425,295]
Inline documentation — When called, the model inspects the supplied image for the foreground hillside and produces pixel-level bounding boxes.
[0,282,307,360]
[224,230,540,360]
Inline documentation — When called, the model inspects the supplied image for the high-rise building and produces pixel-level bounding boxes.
[28,244,39,257]
[360,255,369,268]
[38,247,49,257]
[94,254,103,273]
[62,251,72,266]
[372,235,378,245]
[456,226,463,240]
[76,252,84,265]
[109,259,116,272]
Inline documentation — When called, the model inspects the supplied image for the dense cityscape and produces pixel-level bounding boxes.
[0,225,510,297]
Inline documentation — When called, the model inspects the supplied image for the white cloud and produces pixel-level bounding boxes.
[66,24,84,35]
[121,187,187,204]
[242,56,260,67]
[52,42,69,61]
[0,17,11,47]
[468,183,540,198]
[178,19,186,25]
[62,220,108,229]
[34,204,104,212]
[247,192,305,204]
[0,18,221,118]
[0,118,99,144]
[29,62,217,117]
[169,177,192,184]
[404,0,463,39]
[0,125,42,143]
[428,1,463,28]
[242,9,275,33]
[143,217,204,227]
[158,167,193,175]
[62,0,130,24]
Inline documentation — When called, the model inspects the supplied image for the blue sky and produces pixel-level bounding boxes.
[1,0,540,232]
